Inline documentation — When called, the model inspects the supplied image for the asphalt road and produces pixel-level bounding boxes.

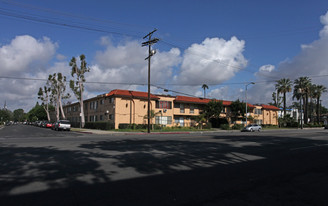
[0,125,328,205]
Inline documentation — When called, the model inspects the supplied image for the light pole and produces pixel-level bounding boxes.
[245,82,255,126]
[142,29,159,133]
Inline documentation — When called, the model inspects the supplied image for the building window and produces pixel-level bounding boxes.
[175,117,184,126]
[255,119,263,125]
[109,114,114,120]
[255,108,262,115]
[190,105,194,114]
[84,103,88,110]
[109,97,114,104]
[100,99,104,105]
[89,115,97,122]
[180,104,185,113]
[156,101,172,109]
[100,115,103,121]
[174,103,180,108]
[155,116,172,125]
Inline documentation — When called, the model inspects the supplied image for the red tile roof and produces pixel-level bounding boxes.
[261,104,280,110]
[106,89,160,100]
[175,96,211,104]
[175,96,234,106]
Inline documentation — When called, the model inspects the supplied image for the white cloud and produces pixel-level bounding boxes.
[0,35,57,75]
[0,35,58,111]
[259,64,275,73]
[248,10,328,106]
[174,37,247,85]
[89,38,181,93]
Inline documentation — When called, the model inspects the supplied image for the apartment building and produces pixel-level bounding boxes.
[64,89,280,129]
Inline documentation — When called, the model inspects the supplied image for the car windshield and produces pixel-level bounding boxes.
[60,120,70,124]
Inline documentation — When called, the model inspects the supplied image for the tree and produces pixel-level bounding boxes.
[313,84,327,124]
[202,84,209,99]
[0,109,12,123]
[275,78,292,117]
[27,102,47,121]
[48,73,70,121]
[293,77,311,124]
[38,86,51,121]
[143,109,157,130]
[269,91,282,108]
[69,54,90,128]
[229,99,247,124]
[13,109,25,122]
[203,100,223,120]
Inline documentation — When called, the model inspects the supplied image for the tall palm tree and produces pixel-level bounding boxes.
[314,84,327,124]
[308,84,317,122]
[275,78,292,117]
[202,84,209,99]
[293,77,311,124]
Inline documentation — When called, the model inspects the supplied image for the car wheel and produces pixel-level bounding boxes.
[250,128,253,132]
[258,128,261,132]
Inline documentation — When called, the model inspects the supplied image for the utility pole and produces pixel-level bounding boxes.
[142,29,159,133]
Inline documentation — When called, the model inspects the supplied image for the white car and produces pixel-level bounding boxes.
[54,120,71,131]
[242,124,262,132]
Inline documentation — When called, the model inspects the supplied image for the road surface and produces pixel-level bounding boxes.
[1,124,328,205]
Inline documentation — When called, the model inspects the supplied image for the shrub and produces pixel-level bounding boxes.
[220,124,230,130]
[85,122,115,130]
[232,124,244,130]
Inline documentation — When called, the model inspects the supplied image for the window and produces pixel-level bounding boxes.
[155,116,172,125]
[255,120,262,125]
[156,101,172,109]
[221,107,226,113]
[100,99,104,105]
[109,97,114,104]
[190,105,194,114]
[180,104,185,113]
[174,103,180,108]
[100,115,103,121]
[109,114,114,120]
[255,108,262,115]
[89,115,97,122]
[84,103,88,110]
[175,117,184,126]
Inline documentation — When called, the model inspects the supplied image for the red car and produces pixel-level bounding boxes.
[45,122,53,128]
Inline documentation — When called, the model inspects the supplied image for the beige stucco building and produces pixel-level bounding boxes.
[64,89,280,129]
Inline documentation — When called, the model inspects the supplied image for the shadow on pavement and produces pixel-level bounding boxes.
[0,135,328,205]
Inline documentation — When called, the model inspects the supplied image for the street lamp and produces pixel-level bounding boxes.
[245,82,255,126]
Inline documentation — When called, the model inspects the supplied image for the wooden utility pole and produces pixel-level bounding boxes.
[142,29,159,133]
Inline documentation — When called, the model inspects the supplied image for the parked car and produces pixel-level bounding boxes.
[242,124,262,132]
[53,120,71,131]
[45,122,53,128]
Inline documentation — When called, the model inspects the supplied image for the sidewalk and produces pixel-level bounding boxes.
[71,127,326,135]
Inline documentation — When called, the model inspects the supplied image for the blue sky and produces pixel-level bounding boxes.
[1,0,328,111]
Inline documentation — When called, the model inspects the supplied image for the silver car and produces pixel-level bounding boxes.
[242,124,262,132]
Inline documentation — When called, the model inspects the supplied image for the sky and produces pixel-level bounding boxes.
[1,0,328,112]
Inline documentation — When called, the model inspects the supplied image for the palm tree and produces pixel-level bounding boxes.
[202,84,209,99]
[293,77,311,124]
[275,78,292,117]
[314,84,327,124]
[308,84,317,122]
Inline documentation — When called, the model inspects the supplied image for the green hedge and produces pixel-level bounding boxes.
[220,124,230,130]
[84,122,115,130]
